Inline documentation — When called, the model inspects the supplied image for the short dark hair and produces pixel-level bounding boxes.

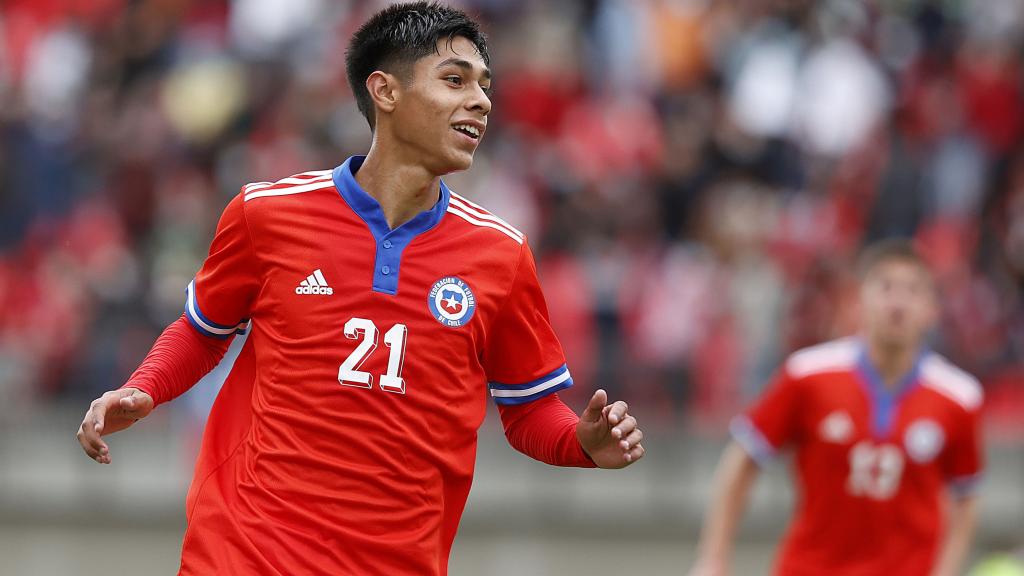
[857,238,931,279]
[345,1,489,130]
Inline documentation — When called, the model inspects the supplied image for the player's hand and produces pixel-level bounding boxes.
[76,388,154,464]
[576,389,645,469]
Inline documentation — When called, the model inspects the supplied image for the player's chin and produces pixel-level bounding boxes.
[443,148,477,173]
[878,329,915,349]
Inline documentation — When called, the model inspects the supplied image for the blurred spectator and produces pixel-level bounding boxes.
[0,0,1021,432]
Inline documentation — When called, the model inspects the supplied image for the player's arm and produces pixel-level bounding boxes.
[690,366,803,575]
[76,190,260,464]
[930,494,978,576]
[497,389,643,469]
[690,441,761,576]
[933,391,984,576]
[487,241,643,469]
[76,315,232,464]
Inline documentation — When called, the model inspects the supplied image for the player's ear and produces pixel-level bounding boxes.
[366,71,400,118]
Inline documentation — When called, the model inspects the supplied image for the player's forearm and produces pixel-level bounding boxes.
[696,442,760,564]
[121,315,231,405]
[497,393,596,468]
[930,496,978,576]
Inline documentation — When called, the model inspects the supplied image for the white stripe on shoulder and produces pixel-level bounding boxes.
[446,205,524,244]
[448,193,524,240]
[785,338,860,379]
[921,354,983,411]
[243,170,333,195]
[449,191,493,213]
[244,169,332,190]
[242,181,272,192]
[244,178,335,202]
[449,196,523,241]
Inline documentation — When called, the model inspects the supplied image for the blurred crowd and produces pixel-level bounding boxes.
[0,0,1022,430]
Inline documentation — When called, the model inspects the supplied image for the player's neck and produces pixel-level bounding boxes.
[865,338,919,390]
[355,145,443,230]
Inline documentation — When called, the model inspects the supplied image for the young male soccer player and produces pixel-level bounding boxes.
[690,240,982,576]
[75,3,646,574]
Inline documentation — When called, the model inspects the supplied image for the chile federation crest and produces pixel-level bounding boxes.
[428,276,476,328]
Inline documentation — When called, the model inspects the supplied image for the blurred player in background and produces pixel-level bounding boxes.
[75,3,644,575]
[690,239,983,576]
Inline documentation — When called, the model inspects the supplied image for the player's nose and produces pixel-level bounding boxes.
[466,84,491,116]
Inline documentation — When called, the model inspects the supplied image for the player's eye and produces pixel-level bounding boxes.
[445,75,463,86]
[480,84,492,96]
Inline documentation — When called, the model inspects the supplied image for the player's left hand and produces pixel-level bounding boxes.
[576,389,645,469]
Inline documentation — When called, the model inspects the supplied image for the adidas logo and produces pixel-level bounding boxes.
[296,269,334,295]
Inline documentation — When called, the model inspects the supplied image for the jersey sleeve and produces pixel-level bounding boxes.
[184,192,261,339]
[482,242,572,406]
[941,403,984,499]
[730,367,803,466]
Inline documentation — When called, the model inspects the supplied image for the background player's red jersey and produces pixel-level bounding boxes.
[177,156,575,575]
[731,337,984,576]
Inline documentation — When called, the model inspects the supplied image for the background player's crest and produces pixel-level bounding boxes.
[904,419,945,463]
[818,410,854,444]
[428,276,476,328]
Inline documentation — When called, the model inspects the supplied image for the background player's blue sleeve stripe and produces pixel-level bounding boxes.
[729,416,776,467]
[948,473,983,499]
[491,376,574,406]
[489,364,569,391]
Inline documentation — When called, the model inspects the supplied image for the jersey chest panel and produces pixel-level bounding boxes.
[245,200,508,449]
[799,374,953,502]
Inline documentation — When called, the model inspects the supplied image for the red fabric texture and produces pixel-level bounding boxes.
[498,393,595,468]
[120,315,229,405]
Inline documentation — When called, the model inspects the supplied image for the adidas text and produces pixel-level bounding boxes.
[296,285,334,295]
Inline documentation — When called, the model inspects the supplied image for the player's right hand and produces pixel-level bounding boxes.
[76,387,154,464]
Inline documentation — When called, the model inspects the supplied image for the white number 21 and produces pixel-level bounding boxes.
[338,317,408,394]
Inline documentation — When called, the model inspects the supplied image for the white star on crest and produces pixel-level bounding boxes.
[444,294,460,310]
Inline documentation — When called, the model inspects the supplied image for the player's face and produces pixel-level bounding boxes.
[860,259,938,350]
[392,36,491,174]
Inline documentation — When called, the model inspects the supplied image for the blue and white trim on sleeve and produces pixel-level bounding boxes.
[489,364,574,406]
[184,279,249,339]
[948,472,983,499]
[729,415,777,467]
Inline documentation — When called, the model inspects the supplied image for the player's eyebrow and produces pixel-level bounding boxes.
[436,57,492,80]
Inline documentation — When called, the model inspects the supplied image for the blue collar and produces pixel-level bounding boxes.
[332,155,450,241]
[855,340,926,437]
[331,156,451,295]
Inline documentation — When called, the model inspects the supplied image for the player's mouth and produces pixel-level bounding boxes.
[889,309,906,325]
[452,121,484,143]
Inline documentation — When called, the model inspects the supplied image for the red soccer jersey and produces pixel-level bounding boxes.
[732,337,984,576]
[176,157,574,575]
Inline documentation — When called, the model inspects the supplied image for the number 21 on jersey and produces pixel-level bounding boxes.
[339,317,408,394]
